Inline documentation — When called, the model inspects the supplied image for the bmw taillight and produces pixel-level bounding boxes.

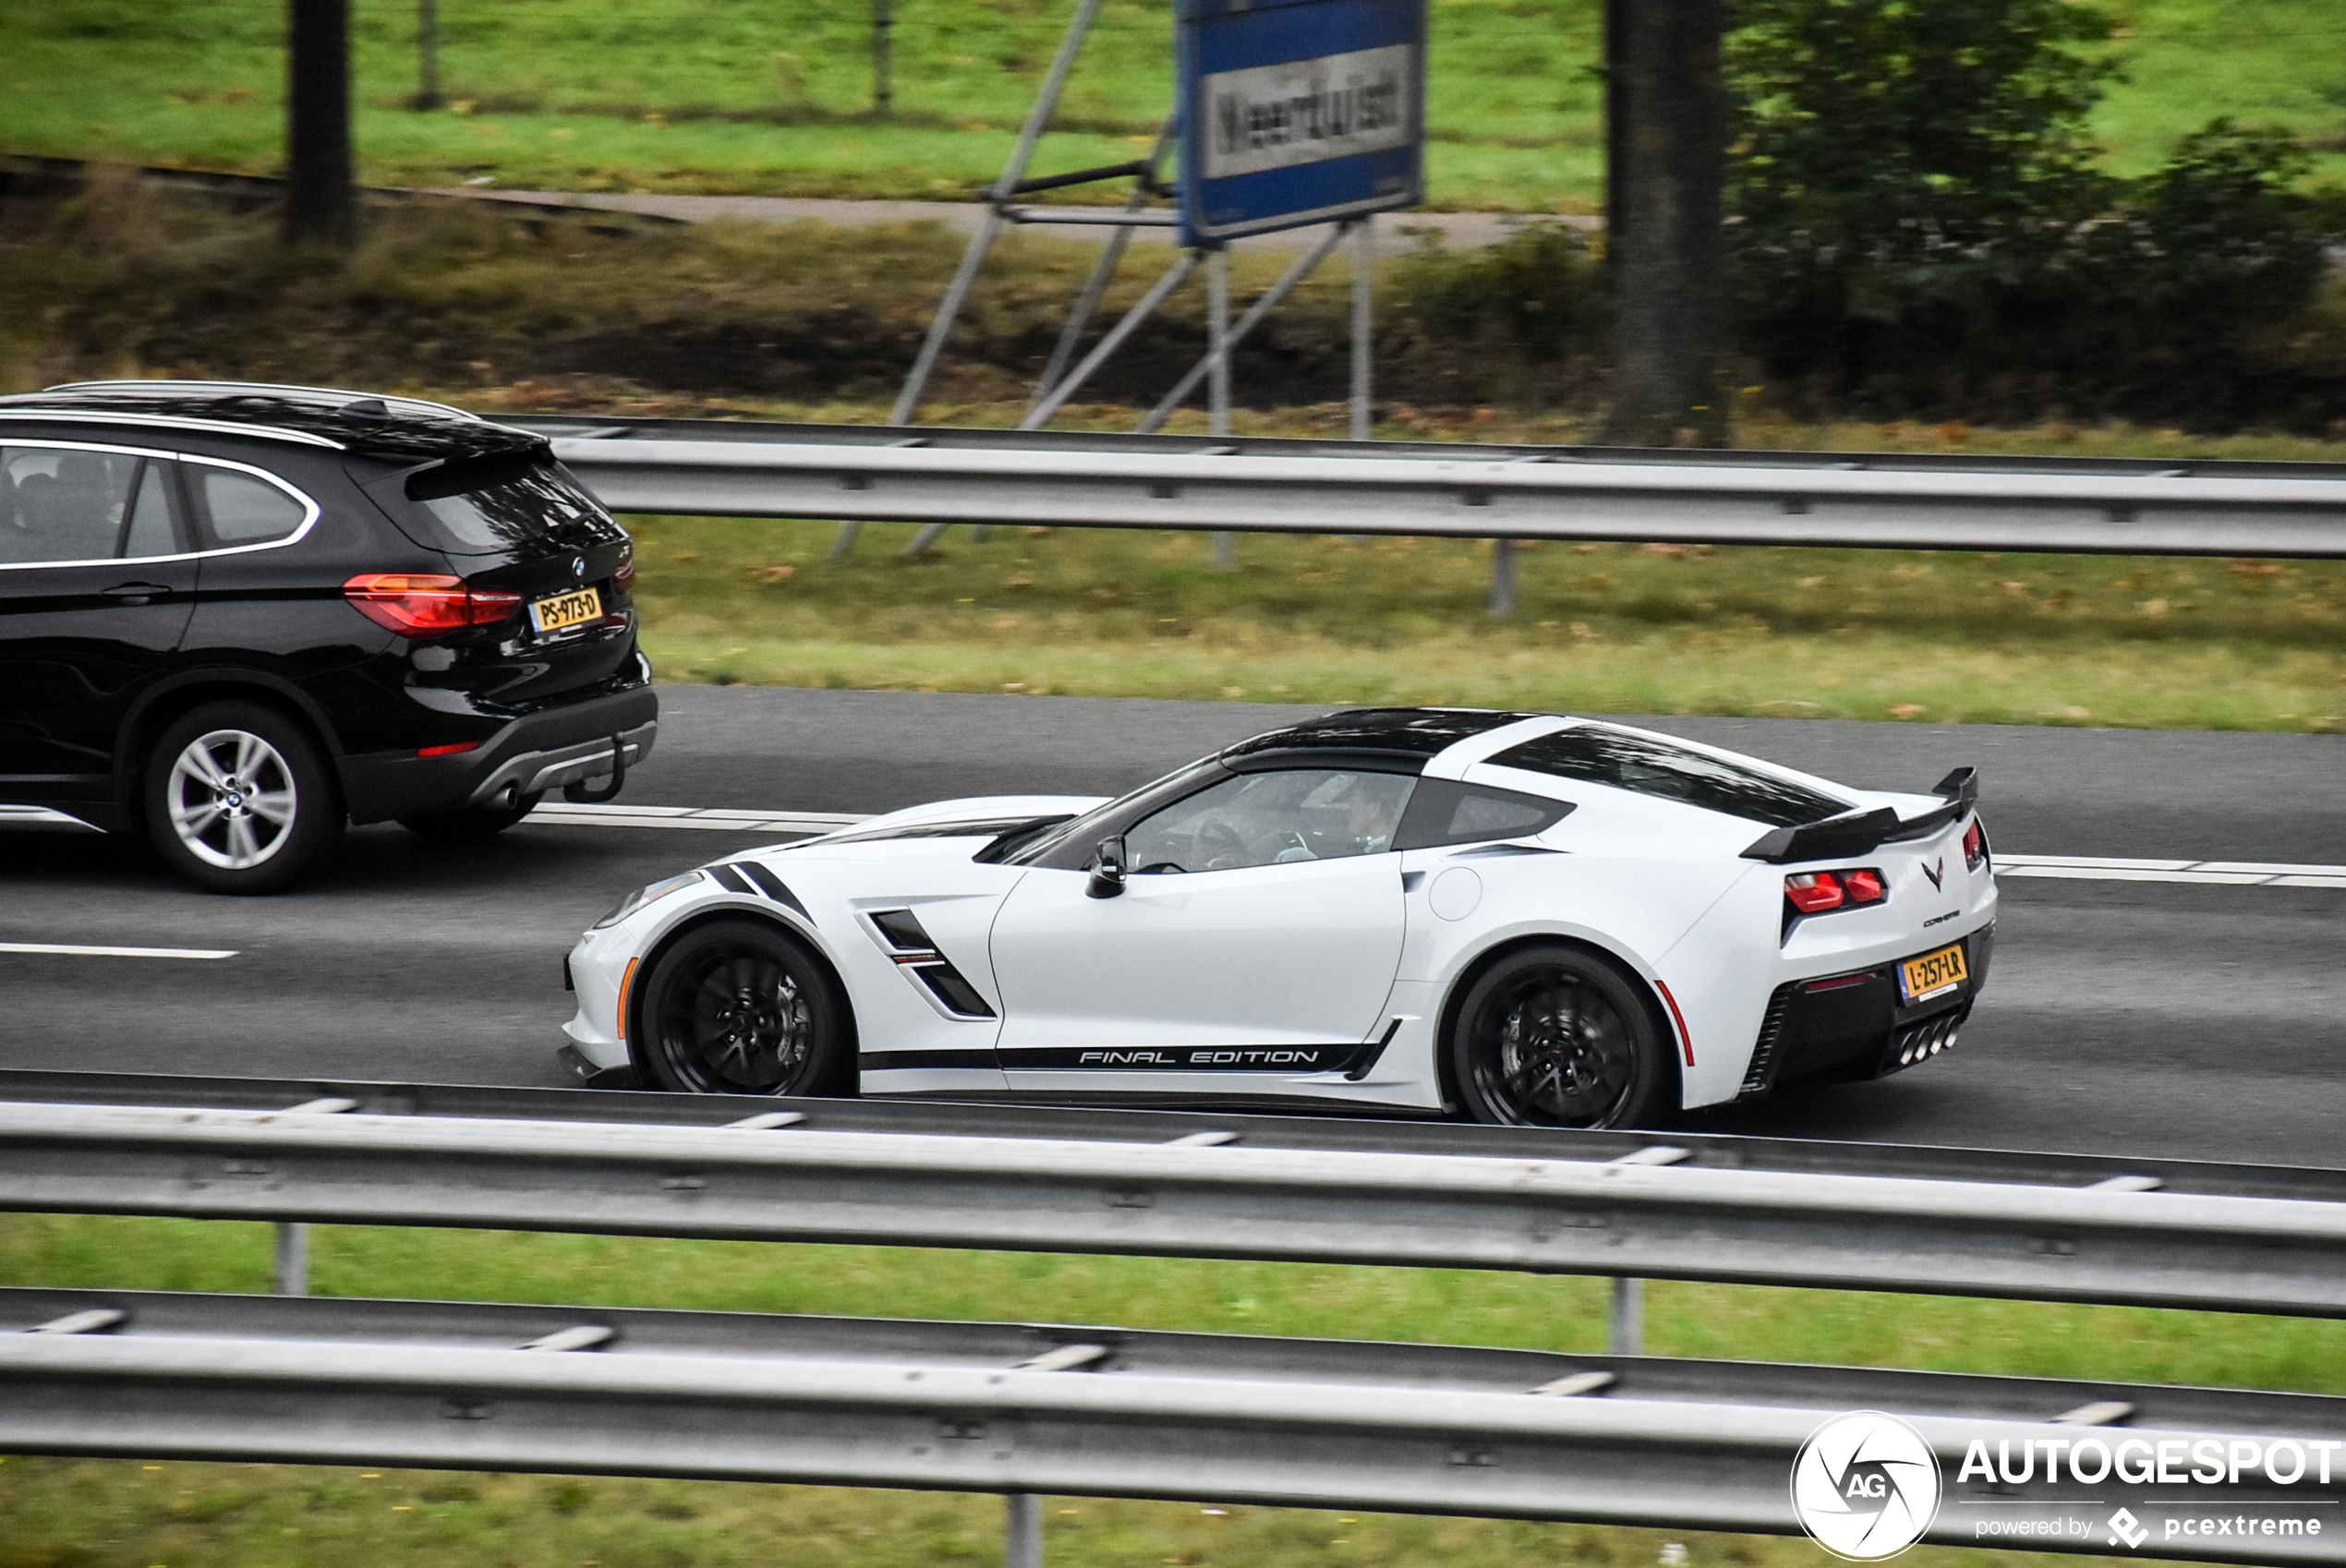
[1784,868,1887,919]
[1963,817,1989,872]
[614,553,636,592]
[343,573,523,636]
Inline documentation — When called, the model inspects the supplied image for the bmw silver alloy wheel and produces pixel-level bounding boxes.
[166,728,300,870]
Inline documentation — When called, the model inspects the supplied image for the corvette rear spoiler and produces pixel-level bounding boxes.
[1740,766,1977,864]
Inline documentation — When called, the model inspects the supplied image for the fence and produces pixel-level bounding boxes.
[503,415,2346,611]
[3,1072,2345,1563]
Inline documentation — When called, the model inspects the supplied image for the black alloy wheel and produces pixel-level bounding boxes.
[142,699,344,895]
[638,920,852,1096]
[399,791,544,841]
[1449,944,1672,1128]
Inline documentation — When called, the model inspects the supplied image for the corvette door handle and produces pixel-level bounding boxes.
[102,582,175,603]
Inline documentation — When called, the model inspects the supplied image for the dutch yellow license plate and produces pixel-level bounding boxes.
[1898,943,1968,1003]
[529,585,602,635]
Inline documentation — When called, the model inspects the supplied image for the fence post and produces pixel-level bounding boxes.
[1610,1275,1642,1356]
[1005,1491,1043,1568]
[1490,537,1518,617]
[415,0,441,110]
[1350,216,1373,441]
[1209,245,1235,573]
[871,0,894,120]
[274,1224,310,1297]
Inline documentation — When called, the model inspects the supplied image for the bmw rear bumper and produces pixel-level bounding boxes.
[340,685,658,824]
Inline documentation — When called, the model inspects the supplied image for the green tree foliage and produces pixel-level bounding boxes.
[1723,0,2343,424]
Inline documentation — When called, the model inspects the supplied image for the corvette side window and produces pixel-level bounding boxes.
[1393,778,1575,850]
[1124,768,1416,874]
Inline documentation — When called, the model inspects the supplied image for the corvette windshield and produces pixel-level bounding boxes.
[993,758,1225,865]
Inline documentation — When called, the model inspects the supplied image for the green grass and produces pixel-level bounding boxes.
[4,0,2340,206]
[629,515,2346,733]
[4,1212,2338,1567]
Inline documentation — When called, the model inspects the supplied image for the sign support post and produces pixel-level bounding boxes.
[871,0,1425,573]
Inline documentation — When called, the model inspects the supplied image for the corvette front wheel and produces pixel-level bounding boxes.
[637,920,854,1096]
[1448,945,1673,1129]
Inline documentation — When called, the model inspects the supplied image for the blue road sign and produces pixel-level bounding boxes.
[1177,0,1426,247]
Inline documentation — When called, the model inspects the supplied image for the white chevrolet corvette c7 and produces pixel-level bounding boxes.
[559,708,1996,1128]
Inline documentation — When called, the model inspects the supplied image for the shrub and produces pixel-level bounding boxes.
[1723,0,2346,427]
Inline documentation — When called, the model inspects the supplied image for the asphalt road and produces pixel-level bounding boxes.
[3,685,2340,1168]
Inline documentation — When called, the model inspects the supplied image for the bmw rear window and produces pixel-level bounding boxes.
[396,452,623,556]
[1489,725,1850,827]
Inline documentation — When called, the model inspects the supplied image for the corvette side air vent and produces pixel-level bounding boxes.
[867,908,997,1020]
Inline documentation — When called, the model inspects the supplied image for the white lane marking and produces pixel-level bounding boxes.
[0,942,238,959]
[515,805,2346,888]
[1997,865,2275,886]
[526,803,869,836]
[1996,856,2346,887]
[1993,854,2195,872]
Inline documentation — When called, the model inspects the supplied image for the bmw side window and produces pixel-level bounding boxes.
[1123,768,1417,874]
[1393,778,1576,850]
[0,444,139,565]
[118,459,181,559]
[190,465,308,548]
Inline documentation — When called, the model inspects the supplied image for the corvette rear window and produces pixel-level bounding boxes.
[1489,726,1849,827]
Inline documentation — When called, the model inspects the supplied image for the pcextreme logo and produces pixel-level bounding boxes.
[1791,1412,1945,1561]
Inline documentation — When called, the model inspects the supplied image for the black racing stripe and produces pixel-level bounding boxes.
[704,862,752,895]
[857,1049,998,1072]
[732,861,807,915]
[1004,1043,1373,1073]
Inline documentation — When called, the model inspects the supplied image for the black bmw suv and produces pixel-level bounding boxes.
[0,380,656,892]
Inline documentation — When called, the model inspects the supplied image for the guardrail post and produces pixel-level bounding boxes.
[274,1223,310,1297]
[1490,537,1518,616]
[1005,1491,1042,1568]
[1610,1275,1642,1355]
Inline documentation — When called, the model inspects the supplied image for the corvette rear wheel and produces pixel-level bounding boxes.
[1449,945,1673,1129]
[638,920,853,1096]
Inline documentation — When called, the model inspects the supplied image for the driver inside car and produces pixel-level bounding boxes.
[1126,768,1413,874]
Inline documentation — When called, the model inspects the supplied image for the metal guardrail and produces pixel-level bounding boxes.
[4,1287,2342,1564]
[4,1068,2342,1201]
[4,1090,2343,1318]
[504,415,2346,558]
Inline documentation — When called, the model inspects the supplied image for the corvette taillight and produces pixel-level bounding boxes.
[1784,868,1887,918]
[343,573,522,636]
[1963,818,1989,872]
[1784,873,1844,913]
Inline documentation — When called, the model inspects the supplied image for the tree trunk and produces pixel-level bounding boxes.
[284,0,357,247]
[1602,0,1727,447]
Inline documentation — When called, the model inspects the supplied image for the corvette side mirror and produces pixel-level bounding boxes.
[1086,834,1128,899]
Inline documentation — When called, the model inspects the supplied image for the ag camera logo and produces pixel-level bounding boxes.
[1792,1412,1944,1560]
